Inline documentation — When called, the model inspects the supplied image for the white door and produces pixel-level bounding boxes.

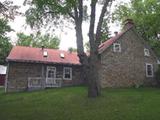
[46,67,56,87]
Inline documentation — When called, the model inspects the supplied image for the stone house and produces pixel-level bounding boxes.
[98,19,159,88]
[5,19,159,92]
[5,47,82,92]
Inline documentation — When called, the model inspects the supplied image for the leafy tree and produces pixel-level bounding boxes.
[68,47,77,52]
[112,0,160,57]
[16,33,60,49]
[0,0,21,19]
[0,19,12,64]
[16,33,33,47]
[24,0,113,97]
[100,16,111,42]
[34,34,60,49]
[0,0,22,64]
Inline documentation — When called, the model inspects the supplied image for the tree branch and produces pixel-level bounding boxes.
[95,0,112,49]
[89,0,97,54]
[74,6,78,21]
[68,12,75,20]
[78,0,83,22]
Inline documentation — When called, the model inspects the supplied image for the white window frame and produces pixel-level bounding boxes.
[46,66,56,79]
[43,51,48,57]
[113,43,121,52]
[63,67,72,80]
[146,63,154,77]
[46,66,57,85]
[144,48,150,56]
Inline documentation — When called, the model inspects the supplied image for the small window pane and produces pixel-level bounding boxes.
[144,48,150,56]
[63,67,72,80]
[113,43,121,52]
[146,64,153,77]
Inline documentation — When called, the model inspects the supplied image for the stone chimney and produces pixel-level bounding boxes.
[114,31,118,36]
[123,19,134,31]
[41,45,44,50]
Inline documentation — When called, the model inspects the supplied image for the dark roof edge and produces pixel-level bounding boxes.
[7,59,81,66]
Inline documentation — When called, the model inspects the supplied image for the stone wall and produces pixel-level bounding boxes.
[6,62,82,92]
[99,28,158,88]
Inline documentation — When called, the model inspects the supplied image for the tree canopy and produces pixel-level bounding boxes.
[113,0,160,41]
[16,33,60,49]
[0,0,21,65]
[113,0,160,57]
[0,19,12,64]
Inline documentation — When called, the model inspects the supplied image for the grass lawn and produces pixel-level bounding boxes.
[1,86,160,120]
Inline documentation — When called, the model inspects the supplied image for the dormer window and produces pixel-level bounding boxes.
[43,51,48,57]
[60,53,65,58]
[113,43,121,52]
[144,48,150,56]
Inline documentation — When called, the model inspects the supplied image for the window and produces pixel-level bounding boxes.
[146,63,153,77]
[43,51,48,57]
[63,67,72,80]
[60,53,65,58]
[47,67,56,78]
[113,43,121,52]
[144,48,150,56]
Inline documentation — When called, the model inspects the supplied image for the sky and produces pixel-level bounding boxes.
[4,0,130,50]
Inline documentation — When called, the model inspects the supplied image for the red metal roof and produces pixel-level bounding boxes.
[7,46,81,65]
[98,32,124,53]
[7,25,134,64]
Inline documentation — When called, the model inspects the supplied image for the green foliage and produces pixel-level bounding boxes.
[34,34,60,49]
[100,18,111,42]
[0,1,21,20]
[68,47,77,52]
[16,33,33,47]
[113,0,160,57]
[24,0,77,29]
[149,40,160,57]
[113,0,160,40]
[0,37,12,65]
[2,87,160,120]
[0,0,21,65]
[16,33,60,49]
[0,19,12,36]
[0,19,12,65]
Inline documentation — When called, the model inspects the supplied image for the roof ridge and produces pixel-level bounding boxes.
[14,46,78,54]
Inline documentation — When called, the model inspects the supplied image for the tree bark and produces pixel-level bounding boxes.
[72,0,112,97]
[88,0,112,97]
[74,0,89,85]
[88,0,100,97]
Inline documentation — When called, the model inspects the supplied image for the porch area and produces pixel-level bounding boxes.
[28,77,62,90]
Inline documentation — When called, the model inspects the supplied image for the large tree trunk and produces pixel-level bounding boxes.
[88,0,100,97]
[73,0,112,97]
[75,20,89,84]
[88,53,101,97]
[74,0,89,85]
[87,0,111,97]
